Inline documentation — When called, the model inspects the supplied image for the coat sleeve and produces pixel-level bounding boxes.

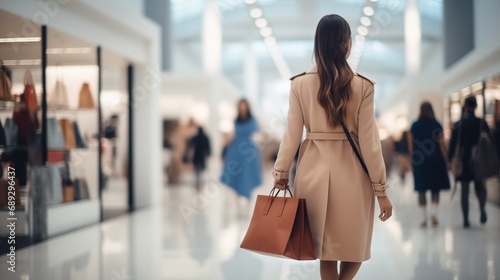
[357,83,389,196]
[273,85,304,180]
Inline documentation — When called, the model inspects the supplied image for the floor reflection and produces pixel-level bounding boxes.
[0,172,498,280]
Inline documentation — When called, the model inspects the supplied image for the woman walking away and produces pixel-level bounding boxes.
[448,96,490,228]
[220,99,262,203]
[409,102,450,228]
[272,14,392,280]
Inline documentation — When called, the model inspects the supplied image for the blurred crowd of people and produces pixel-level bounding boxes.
[163,95,499,228]
[392,96,499,228]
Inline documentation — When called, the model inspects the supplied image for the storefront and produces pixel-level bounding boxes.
[0,2,161,254]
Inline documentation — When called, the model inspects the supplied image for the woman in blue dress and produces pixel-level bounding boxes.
[409,102,450,227]
[221,99,262,199]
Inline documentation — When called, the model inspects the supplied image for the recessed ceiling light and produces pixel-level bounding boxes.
[363,6,374,16]
[0,37,41,43]
[255,18,268,28]
[260,27,273,37]
[250,8,263,18]
[370,0,379,2]
[361,16,372,26]
[357,26,369,36]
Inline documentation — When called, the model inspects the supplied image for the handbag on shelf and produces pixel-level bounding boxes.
[4,118,18,147]
[73,168,90,200]
[472,120,500,180]
[63,185,75,203]
[47,117,65,149]
[240,186,316,260]
[59,118,76,148]
[0,61,13,101]
[73,121,86,148]
[78,83,95,108]
[59,164,74,203]
[22,70,38,111]
[48,80,69,108]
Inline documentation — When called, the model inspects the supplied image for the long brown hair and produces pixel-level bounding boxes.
[418,102,436,121]
[314,14,354,127]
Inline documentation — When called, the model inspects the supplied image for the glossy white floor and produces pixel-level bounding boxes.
[1,172,499,280]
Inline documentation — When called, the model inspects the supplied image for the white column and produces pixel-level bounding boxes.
[202,0,222,74]
[244,44,259,107]
[202,0,223,168]
[405,0,421,74]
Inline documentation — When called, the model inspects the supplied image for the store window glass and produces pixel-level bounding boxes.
[45,27,99,207]
[0,9,42,253]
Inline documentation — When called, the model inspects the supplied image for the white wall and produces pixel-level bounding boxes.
[474,0,500,46]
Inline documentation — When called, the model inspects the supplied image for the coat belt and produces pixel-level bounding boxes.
[306,132,348,140]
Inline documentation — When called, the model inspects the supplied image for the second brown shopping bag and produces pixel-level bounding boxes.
[240,186,316,260]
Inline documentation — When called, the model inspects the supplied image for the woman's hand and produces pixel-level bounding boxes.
[274,179,289,190]
[377,196,393,222]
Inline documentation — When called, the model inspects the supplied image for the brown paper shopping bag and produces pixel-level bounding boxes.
[240,186,316,260]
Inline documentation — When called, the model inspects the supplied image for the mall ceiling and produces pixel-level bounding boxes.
[172,0,443,103]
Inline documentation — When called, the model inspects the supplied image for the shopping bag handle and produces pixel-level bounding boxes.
[263,186,292,216]
[269,185,293,198]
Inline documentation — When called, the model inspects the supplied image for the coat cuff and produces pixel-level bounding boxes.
[372,183,388,194]
[272,170,289,180]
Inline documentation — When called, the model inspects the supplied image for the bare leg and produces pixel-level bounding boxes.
[339,261,362,280]
[320,260,339,280]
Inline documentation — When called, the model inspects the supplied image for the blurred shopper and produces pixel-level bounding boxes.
[448,97,490,228]
[273,15,392,280]
[409,102,450,228]
[186,126,211,191]
[220,99,262,201]
[395,131,411,183]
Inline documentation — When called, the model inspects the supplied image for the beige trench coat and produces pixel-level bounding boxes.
[273,65,388,262]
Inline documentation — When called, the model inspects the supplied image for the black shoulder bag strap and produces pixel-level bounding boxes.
[340,121,369,175]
